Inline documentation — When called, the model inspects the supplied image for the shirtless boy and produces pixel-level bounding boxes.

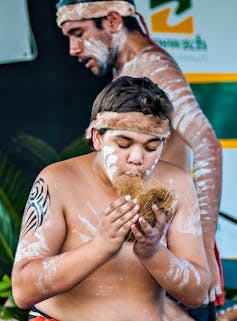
[12,76,210,321]
[56,2,223,319]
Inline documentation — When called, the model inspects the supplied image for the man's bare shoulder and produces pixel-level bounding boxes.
[120,45,185,84]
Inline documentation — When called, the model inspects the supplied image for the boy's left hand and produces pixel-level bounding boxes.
[132,204,166,258]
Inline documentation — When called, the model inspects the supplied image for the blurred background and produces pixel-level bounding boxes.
[0,0,236,319]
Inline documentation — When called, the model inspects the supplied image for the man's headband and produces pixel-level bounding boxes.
[85,112,171,140]
[56,1,136,27]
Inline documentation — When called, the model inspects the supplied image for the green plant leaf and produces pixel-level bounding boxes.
[17,133,59,165]
[0,153,28,275]
[0,305,29,321]
[0,189,21,231]
[0,232,14,263]
[60,136,90,160]
[0,153,29,218]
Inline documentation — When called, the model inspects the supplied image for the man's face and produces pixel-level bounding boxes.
[96,129,165,183]
[62,20,116,76]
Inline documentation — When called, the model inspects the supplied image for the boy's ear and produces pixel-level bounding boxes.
[92,129,102,151]
[104,11,123,32]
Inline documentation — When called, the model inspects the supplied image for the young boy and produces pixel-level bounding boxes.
[12,76,210,321]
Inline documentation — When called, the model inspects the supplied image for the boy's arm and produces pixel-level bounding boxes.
[12,166,139,309]
[132,169,210,308]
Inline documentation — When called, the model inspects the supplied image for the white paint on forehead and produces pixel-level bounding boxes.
[84,38,109,66]
[165,257,201,289]
[14,229,49,264]
[77,212,96,235]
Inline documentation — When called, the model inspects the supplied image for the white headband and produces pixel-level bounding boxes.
[57,1,136,27]
[85,112,171,140]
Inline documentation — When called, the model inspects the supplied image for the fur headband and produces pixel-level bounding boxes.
[56,1,136,27]
[85,111,171,140]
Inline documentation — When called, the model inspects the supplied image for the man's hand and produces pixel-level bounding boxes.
[93,195,139,257]
[132,204,166,258]
[207,251,222,302]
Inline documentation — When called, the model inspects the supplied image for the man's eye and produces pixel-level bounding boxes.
[75,33,82,38]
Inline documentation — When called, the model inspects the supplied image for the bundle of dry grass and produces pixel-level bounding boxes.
[114,175,175,242]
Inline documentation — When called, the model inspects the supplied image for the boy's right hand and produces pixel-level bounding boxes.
[93,195,139,257]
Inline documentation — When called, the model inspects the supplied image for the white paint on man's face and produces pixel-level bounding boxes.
[111,24,127,52]
[102,145,118,181]
[84,38,109,73]
[145,157,159,178]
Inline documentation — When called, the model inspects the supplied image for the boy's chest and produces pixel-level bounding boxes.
[62,191,115,248]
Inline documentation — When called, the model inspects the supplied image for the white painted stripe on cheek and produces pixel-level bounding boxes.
[103,146,118,181]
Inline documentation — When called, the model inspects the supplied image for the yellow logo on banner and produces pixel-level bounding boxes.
[150,0,194,34]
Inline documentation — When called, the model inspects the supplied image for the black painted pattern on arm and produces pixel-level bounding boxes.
[21,178,50,236]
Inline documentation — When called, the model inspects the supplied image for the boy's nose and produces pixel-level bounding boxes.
[127,147,143,166]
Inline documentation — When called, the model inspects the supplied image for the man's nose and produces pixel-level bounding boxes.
[69,37,82,56]
[127,147,143,166]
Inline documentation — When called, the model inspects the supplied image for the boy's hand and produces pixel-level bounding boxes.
[133,204,166,258]
[93,196,139,257]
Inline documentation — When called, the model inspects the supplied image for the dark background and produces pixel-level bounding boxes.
[1,0,237,181]
[0,0,111,166]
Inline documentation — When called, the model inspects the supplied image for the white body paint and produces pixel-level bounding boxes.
[175,202,202,236]
[117,45,220,225]
[103,145,118,181]
[14,229,49,264]
[112,24,127,52]
[37,255,64,294]
[84,38,109,71]
[165,257,201,290]
[145,157,159,178]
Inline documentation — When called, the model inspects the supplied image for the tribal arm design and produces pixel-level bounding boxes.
[21,178,50,236]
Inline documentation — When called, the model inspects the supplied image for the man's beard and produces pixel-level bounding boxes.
[113,174,176,242]
[96,48,118,77]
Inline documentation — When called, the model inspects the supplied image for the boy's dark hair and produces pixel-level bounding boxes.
[86,76,173,148]
[90,76,173,123]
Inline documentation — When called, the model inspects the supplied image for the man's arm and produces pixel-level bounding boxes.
[132,168,210,308]
[12,165,139,309]
[145,52,222,301]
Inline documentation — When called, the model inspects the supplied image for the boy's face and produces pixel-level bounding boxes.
[61,20,115,76]
[95,129,165,183]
